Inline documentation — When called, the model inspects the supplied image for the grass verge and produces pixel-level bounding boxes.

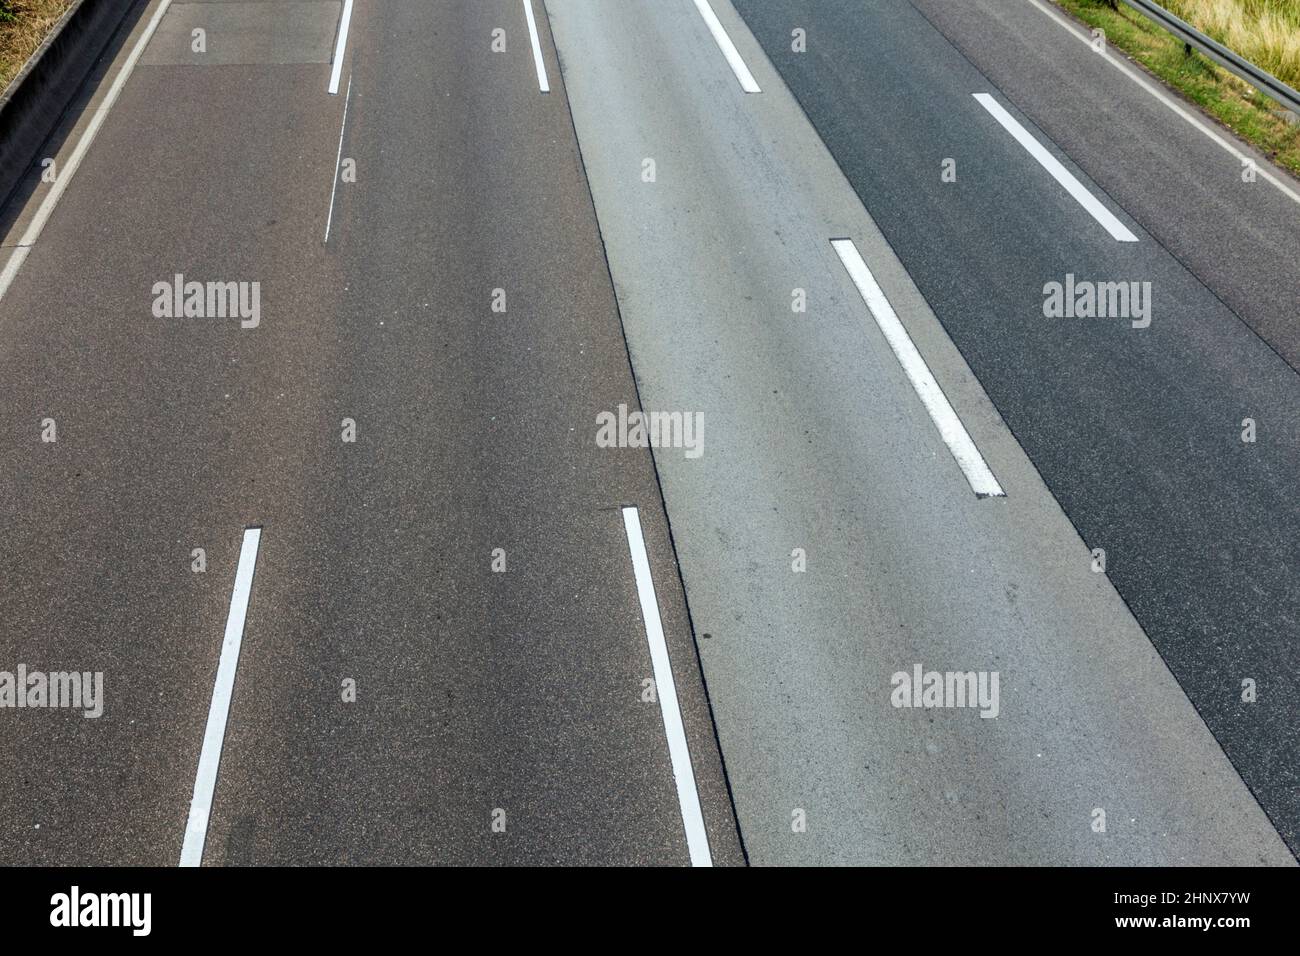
[1053,0,1300,176]
[0,0,77,95]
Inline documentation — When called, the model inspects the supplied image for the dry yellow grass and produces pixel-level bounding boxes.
[0,0,77,95]
[1162,0,1300,89]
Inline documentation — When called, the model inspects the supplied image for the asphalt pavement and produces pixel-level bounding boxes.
[0,0,743,866]
[0,0,1295,866]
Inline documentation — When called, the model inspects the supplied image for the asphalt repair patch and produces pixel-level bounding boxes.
[141,1,342,66]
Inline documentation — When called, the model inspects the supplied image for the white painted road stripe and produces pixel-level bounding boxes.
[328,0,354,95]
[973,92,1139,242]
[0,0,174,303]
[692,0,761,93]
[621,506,712,867]
[179,527,262,867]
[831,239,1006,498]
[523,0,550,93]
[0,247,31,303]
[324,71,354,243]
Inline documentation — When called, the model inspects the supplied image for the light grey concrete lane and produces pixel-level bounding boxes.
[545,0,1293,864]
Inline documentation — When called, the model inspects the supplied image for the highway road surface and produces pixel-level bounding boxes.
[0,0,1296,866]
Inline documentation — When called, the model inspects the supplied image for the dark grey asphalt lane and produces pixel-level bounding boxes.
[0,0,346,863]
[733,0,1300,854]
[201,0,742,865]
[0,0,742,865]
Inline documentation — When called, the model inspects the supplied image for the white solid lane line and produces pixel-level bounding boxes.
[972,92,1139,242]
[692,0,761,93]
[523,0,550,93]
[0,0,174,303]
[324,71,354,243]
[179,527,263,867]
[0,247,31,303]
[831,239,1006,499]
[621,506,713,867]
[328,0,354,95]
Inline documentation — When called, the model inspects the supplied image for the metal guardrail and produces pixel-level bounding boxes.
[1112,0,1300,116]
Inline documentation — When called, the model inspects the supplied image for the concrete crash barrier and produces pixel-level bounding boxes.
[0,0,138,212]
